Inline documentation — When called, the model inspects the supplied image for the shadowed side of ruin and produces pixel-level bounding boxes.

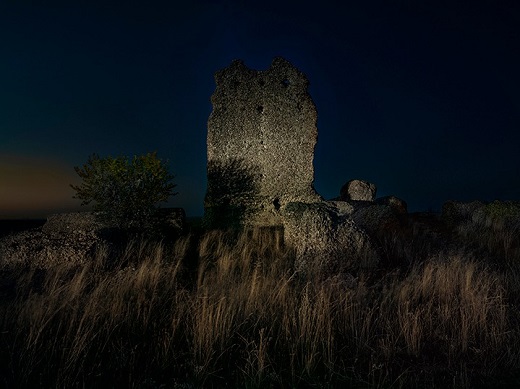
[204,57,321,228]
[204,158,262,229]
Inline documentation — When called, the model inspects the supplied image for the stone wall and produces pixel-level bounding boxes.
[204,57,321,228]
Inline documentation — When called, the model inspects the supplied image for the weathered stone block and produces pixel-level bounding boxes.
[340,179,377,202]
[282,202,378,275]
[205,57,321,228]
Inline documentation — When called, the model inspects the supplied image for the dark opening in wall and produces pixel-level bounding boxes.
[281,78,290,87]
[257,105,264,114]
[273,198,280,211]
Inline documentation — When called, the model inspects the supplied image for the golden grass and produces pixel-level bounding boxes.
[1,218,520,387]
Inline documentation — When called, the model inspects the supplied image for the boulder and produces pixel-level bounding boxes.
[340,179,377,202]
[282,202,378,275]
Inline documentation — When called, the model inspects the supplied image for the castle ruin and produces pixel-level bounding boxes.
[204,57,321,228]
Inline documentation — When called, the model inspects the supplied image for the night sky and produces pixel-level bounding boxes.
[1,1,519,219]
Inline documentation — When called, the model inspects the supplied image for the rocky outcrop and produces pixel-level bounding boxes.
[0,212,106,268]
[282,202,378,274]
[0,210,186,269]
[340,179,377,202]
[0,227,101,269]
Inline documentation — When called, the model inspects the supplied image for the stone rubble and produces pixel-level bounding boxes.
[204,57,410,274]
[0,210,186,269]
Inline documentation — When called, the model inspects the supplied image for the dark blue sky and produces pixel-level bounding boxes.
[1,1,519,218]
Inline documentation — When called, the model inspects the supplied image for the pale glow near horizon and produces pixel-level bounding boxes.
[0,155,84,219]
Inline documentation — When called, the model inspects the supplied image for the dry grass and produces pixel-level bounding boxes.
[1,216,520,388]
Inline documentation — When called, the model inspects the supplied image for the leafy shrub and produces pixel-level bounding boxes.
[71,152,176,232]
[484,200,520,221]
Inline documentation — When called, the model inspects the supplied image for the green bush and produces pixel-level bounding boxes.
[484,200,520,220]
[71,152,177,232]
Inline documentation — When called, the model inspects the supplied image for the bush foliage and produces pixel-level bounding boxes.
[71,152,176,231]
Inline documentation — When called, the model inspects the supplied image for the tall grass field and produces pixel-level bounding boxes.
[1,208,520,387]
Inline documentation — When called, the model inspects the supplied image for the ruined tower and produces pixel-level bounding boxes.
[204,57,321,228]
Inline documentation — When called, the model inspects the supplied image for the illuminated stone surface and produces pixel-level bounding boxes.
[203,57,383,274]
[340,179,377,202]
[204,57,321,228]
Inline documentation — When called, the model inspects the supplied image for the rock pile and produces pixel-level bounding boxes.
[0,209,187,269]
[0,212,105,268]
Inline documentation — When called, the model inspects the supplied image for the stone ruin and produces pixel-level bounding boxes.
[0,58,406,273]
[0,210,186,269]
[204,57,321,228]
[204,57,409,273]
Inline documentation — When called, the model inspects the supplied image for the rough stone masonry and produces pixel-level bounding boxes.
[204,57,321,228]
[204,57,383,274]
